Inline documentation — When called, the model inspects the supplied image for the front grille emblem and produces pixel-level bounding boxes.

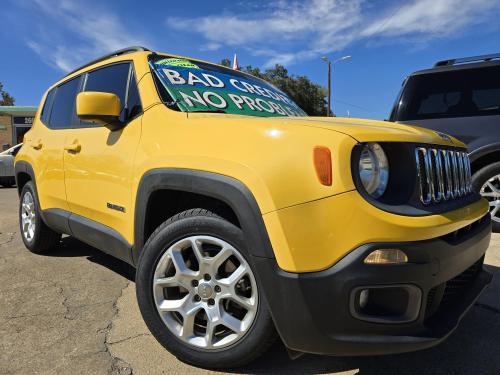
[435,131,453,142]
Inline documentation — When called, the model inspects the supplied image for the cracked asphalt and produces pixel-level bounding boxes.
[1,187,499,374]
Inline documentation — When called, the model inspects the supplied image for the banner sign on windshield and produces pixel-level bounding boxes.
[151,58,307,117]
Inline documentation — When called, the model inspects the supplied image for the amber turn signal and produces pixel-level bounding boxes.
[313,146,332,186]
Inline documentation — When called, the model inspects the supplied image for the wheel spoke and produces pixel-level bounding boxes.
[189,238,205,263]
[491,205,500,217]
[486,181,500,195]
[482,192,498,198]
[154,276,178,287]
[230,294,254,310]
[219,264,247,288]
[170,249,196,278]
[204,319,217,347]
[203,245,234,275]
[158,295,189,312]
[180,304,200,339]
[221,311,243,334]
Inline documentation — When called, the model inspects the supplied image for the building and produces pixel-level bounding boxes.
[0,106,37,150]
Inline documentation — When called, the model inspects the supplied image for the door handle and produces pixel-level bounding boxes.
[64,141,81,153]
[31,139,43,150]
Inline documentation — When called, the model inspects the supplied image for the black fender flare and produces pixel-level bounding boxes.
[469,142,500,163]
[14,160,36,195]
[132,168,276,265]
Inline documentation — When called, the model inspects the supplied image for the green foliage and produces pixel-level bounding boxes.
[220,58,231,68]
[0,82,15,106]
[219,60,328,116]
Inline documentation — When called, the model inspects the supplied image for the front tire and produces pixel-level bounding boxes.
[19,181,61,253]
[472,161,500,232]
[136,209,276,369]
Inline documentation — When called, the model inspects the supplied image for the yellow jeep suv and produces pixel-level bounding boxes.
[15,47,492,368]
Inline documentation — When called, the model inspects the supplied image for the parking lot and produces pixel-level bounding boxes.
[0,186,499,375]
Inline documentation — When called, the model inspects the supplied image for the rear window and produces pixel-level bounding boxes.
[394,65,500,121]
[49,77,81,129]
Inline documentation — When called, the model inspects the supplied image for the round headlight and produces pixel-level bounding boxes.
[358,143,389,198]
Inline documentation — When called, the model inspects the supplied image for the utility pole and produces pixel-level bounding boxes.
[321,55,352,116]
[327,60,331,117]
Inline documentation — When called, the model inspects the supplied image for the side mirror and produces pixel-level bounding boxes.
[76,91,123,130]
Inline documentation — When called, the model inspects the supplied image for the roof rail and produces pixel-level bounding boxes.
[434,53,500,67]
[64,46,150,77]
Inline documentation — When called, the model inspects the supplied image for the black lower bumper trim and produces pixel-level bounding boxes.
[254,214,492,356]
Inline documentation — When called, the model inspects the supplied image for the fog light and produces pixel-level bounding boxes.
[364,249,408,264]
[359,289,370,309]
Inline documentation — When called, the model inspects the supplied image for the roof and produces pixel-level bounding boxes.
[64,46,150,78]
[409,59,500,77]
[0,106,37,115]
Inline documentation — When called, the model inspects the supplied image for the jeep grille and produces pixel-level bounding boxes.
[415,147,472,205]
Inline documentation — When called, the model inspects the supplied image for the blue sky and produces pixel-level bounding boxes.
[1,0,500,119]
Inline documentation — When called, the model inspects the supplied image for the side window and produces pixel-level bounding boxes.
[417,92,460,115]
[127,68,142,119]
[40,88,56,125]
[473,88,500,113]
[84,63,131,123]
[49,77,81,129]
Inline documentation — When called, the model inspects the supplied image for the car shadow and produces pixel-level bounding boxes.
[231,263,500,375]
[43,236,136,281]
[42,237,500,375]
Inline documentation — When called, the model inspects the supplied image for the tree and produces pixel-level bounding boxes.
[219,60,327,116]
[220,58,231,68]
[0,82,15,106]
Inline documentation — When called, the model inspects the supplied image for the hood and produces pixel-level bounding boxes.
[279,116,465,148]
[187,113,465,148]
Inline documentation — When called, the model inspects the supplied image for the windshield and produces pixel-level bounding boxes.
[393,65,500,121]
[150,55,307,118]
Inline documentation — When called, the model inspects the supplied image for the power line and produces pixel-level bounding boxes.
[367,1,406,39]
[332,98,374,113]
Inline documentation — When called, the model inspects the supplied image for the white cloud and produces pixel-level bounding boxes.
[165,0,500,66]
[200,42,222,52]
[23,0,149,72]
[362,0,499,37]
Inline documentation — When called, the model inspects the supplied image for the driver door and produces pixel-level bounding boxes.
[63,62,143,249]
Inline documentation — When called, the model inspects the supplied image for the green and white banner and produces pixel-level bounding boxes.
[151,58,307,117]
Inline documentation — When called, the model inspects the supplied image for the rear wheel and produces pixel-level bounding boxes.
[136,209,276,369]
[19,181,61,253]
[472,162,500,232]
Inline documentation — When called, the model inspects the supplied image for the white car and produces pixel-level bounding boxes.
[0,144,22,187]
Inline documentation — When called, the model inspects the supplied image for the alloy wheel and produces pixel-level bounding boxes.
[153,235,258,349]
[21,191,36,242]
[480,174,500,223]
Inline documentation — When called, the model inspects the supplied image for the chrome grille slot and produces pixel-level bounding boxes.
[415,147,472,205]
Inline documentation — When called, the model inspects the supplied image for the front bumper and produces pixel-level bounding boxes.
[255,214,492,356]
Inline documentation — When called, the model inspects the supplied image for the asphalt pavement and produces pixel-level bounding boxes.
[1,187,499,374]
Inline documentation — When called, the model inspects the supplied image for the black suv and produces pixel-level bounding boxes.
[390,53,500,231]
